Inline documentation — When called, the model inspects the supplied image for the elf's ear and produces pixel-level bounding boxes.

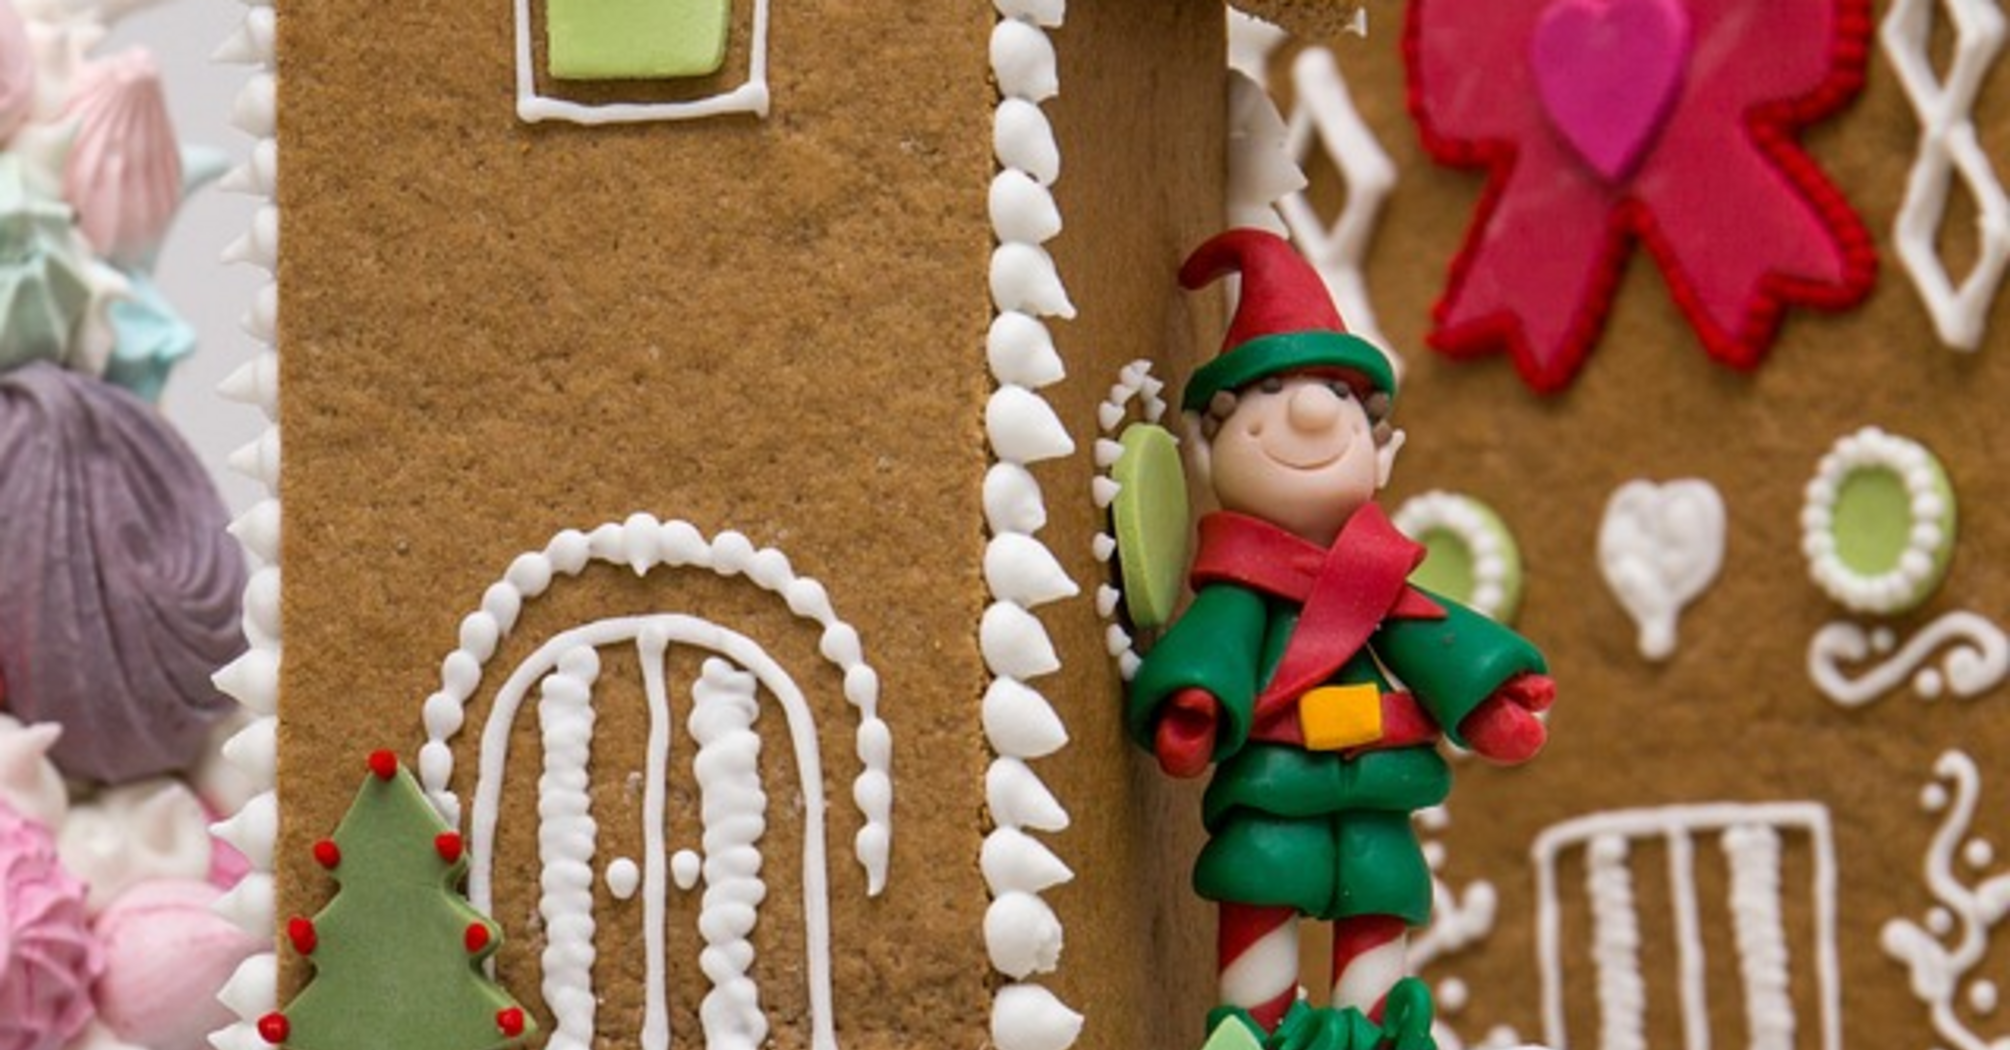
[1376,429,1405,489]
[1182,411,1213,489]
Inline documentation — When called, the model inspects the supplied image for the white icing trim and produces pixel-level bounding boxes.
[469,614,845,1050]
[1534,804,1841,1050]
[1882,751,2010,1050]
[1274,45,1399,370]
[690,658,770,1050]
[1391,490,1519,622]
[1597,479,1727,661]
[987,0,1080,1042]
[513,0,771,124]
[1808,612,2010,707]
[537,648,602,1050]
[417,514,889,894]
[1802,427,1955,615]
[211,5,282,1046]
[1881,0,2010,350]
[1412,806,1500,1050]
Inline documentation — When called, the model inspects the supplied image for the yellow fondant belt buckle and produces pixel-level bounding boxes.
[1301,683,1384,751]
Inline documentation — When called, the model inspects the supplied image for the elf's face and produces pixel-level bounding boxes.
[1207,372,1387,546]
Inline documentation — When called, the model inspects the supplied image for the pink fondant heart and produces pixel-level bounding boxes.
[1531,0,1691,183]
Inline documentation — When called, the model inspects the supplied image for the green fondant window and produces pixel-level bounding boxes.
[547,0,730,80]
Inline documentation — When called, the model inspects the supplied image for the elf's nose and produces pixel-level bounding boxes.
[1287,382,1345,436]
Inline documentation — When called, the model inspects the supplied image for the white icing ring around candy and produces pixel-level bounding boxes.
[1391,491,1521,622]
[1801,427,1957,616]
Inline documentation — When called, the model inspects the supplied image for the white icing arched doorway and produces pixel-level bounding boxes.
[413,517,891,1050]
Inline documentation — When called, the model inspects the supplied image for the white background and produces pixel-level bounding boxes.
[113,0,266,513]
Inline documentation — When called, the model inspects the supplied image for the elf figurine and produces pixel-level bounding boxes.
[1129,230,1555,1050]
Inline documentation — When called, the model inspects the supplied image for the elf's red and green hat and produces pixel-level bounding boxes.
[1178,228,1395,413]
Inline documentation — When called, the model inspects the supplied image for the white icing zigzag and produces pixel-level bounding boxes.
[1882,751,2010,1050]
[1881,0,2010,351]
[1533,804,1843,1050]
[986,0,1083,1048]
[208,1,281,1045]
[1807,612,2010,707]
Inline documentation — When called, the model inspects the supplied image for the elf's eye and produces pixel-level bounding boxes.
[1259,377,1284,395]
[1328,381,1354,400]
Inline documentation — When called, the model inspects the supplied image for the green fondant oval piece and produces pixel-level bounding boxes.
[1395,494,1523,623]
[1112,423,1190,630]
[1410,527,1477,603]
[1832,466,1911,575]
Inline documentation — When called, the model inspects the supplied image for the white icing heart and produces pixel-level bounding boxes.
[1598,479,1727,661]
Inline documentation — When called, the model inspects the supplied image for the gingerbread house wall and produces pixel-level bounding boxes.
[1260,10,2010,1050]
[276,0,1227,1046]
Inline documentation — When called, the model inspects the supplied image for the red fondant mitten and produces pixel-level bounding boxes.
[1458,673,1554,765]
[1154,688,1219,779]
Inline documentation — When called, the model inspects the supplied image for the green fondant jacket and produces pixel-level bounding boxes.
[1127,576,1545,919]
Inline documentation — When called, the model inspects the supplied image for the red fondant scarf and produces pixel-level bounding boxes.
[1190,505,1444,721]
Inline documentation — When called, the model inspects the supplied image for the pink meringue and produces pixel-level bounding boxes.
[61,48,183,267]
[90,879,260,1050]
[0,800,102,1050]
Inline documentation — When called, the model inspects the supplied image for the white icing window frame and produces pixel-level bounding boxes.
[513,0,772,125]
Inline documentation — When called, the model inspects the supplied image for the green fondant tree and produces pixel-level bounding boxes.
[264,751,535,1050]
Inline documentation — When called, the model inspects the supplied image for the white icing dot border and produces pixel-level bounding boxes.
[419,512,892,895]
[1801,427,1955,616]
[209,5,283,1048]
[1091,358,1168,682]
[987,0,1084,1045]
[1391,491,1517,622]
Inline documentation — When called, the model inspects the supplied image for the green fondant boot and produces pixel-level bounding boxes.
[1376,978,1437,1050]
[1201,1008,1269,1050]
[1268,1003,1382,1050]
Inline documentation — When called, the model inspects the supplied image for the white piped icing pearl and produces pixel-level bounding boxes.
[989,171,1063,247]
[212,873,274,935]
[992,983,1084,1050]
[211,648,278,715]
[220,718,277,791]
[988,386,1076,464]
[227,499,281,562]
[986,891,1065,978]
[986,759,1069,832]
[983,678,1069,759]
[991,19,1059,103]
[985,534,1079,608]
[985,464,1049,536]
[994,99,1059,185]
[987,312,1066,389]
[981,602,1061,680]
[982,828,1075,896]
[216,952,277,1018]
[210,790,278,869]
[994,0,1065,28]
[990,243,1077,318]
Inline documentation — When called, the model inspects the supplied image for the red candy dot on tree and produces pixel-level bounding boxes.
[496,1008,526,1037]
[287,916,318,955]
[312,839,341,869]
[464,923,491,954]
[257,1012,290,1044]
[435,831,464,864]
[367,749,398,780]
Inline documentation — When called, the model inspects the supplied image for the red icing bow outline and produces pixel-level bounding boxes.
[1403,0,1878,393]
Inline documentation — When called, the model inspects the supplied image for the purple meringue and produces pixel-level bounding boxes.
[0,364,246,783]
[0,799,102,1050]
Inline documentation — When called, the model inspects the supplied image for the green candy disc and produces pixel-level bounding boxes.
[1804,427,1958,615]
[1111,423,1190,630]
